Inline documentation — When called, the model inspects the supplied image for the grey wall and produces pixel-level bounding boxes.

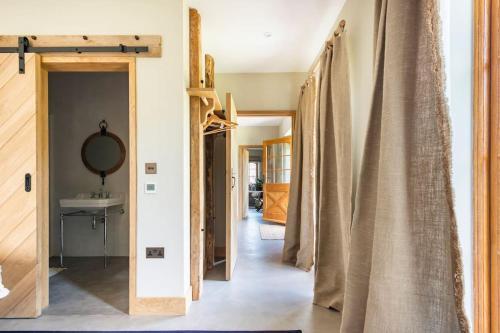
[49,72,129,257]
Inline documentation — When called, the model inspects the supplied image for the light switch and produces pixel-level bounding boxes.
[145,162,157,174]
[145,183,157,193]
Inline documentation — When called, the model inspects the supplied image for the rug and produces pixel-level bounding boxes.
[260,224,285,240]
[49,267,66,278]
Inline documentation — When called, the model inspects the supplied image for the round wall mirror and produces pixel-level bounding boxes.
[81,120,126,184]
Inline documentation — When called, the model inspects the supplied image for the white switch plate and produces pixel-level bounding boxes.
[144,183,157,193]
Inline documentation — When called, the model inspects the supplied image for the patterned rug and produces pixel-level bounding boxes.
[259,224,285,240]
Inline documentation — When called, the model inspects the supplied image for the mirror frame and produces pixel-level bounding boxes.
[81,131,126,176]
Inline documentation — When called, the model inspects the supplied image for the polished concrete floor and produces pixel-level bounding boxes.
[0,210,340,332]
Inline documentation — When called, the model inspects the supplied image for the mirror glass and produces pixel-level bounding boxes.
[81,131,126,179]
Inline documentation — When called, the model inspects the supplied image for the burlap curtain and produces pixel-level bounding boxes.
[340,0,468,331]
[283,77,317,271]
[314,35,352,311]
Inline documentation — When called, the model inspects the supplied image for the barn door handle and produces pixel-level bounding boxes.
[25,173,31,192]
[231,176,236,189]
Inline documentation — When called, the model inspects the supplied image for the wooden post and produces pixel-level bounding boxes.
[189,7,204,301]
[205,54,215,89]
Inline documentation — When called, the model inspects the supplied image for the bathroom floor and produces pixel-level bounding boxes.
[45,256,129,315]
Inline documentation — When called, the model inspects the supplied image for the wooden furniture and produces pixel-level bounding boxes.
[262,136,292,224]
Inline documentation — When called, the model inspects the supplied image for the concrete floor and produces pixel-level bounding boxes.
[0,210,340,332]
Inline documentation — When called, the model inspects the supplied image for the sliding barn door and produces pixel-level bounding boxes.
[0,54,45,318]
[225,93,238,280]
[262,136,292,224]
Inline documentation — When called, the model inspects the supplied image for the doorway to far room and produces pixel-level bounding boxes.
[47,71,130,315]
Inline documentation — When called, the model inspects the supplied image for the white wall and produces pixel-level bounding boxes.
[279,118,292,137]
[334,0,474,324]
[215,73,307,110]
[237,126,280,146]
[330,0,375,191]
[49,73,129,257]
[440,0,474,324]
[0,0,191,299]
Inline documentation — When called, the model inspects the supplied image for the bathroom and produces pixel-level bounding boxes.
[48,72,130,314]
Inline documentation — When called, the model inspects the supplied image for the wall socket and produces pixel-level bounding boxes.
[146,247,165,258]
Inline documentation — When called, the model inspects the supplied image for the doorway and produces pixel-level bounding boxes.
[43,57,137,316]
[47,71,130,315]
[236,111,295,225]
[239,145,264,220]
[41,57,137,316]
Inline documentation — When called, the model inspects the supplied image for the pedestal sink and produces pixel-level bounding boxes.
[59,192,125,268]
[60,192,124,209]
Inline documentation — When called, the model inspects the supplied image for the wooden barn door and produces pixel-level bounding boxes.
[262,136,292,224]
[225,93,238,280]
[0,53,45,318]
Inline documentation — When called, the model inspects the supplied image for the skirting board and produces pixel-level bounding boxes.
[130,287,192,315]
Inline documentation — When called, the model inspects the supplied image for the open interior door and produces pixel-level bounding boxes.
[262,136,292,224]
[0,54,47,318]
[225,93,238,280]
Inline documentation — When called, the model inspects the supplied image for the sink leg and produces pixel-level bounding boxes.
[104,208,107,268]
[60,213,64,268]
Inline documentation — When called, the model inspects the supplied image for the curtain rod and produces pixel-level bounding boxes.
[308,19,346,74]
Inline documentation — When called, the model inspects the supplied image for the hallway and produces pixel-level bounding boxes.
[0,212,339,332]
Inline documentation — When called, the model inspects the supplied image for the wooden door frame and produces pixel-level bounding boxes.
[474,0,498,331]
[237,110,296,132]
[39,56,137,315]
[238,145,263,220]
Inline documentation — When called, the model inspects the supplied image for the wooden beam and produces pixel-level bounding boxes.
[186,88,222,111]
[205,54,215,88]
[473,0,492,331]
[0,35,161,57]
[189,7,204,302]
[490,0,500,328]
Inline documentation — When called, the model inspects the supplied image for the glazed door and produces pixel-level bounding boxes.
[225,93,238,280]
[262,136,292,224]
[0,53,45,318]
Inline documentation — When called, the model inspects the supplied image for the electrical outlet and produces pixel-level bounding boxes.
[146,247,165,258]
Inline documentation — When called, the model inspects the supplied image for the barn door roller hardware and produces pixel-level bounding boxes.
[0,37,149,74]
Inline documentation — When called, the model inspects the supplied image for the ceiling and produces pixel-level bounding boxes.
[238,116,287,127]
[188,0,346,73]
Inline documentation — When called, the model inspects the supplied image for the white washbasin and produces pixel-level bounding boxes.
[60,193,125,209]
